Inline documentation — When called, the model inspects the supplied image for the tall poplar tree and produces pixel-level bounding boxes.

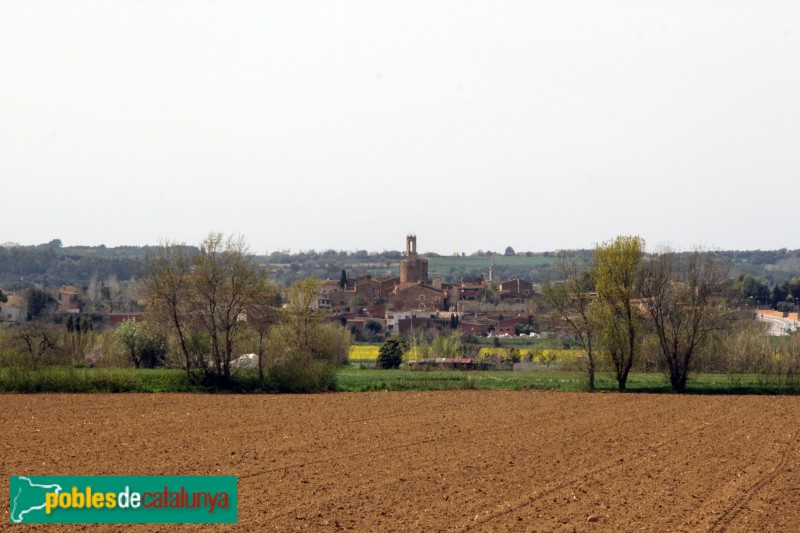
[592,236,645,391]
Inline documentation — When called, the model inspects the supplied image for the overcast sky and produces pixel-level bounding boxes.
[2,1,798,255]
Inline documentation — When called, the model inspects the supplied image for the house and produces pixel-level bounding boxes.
[495,316,529,336]
[379,276,401,298]
[344,316,387,337]
[460,318,496,336]
[51,285,82,314]
[499,279,533,298]
[397,316,435,336]
[459,276,486,301]
[385,308,437,334]
[390,283,447,311]
[354,277,383,303]
[0,294,26,323]
[320,280,343,295]
[326,288,357,308]
[366,304,387,318]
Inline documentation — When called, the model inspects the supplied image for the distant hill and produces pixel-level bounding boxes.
[1,242,798,290]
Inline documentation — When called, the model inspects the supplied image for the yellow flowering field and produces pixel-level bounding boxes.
[350,345,584,363]
[478,348,584,362]
[349,345,424,361]
[349,345,380,360]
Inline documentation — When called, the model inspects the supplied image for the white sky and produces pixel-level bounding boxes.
[1,1,798,255]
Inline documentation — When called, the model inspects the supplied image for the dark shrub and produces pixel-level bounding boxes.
[376,338,408,369]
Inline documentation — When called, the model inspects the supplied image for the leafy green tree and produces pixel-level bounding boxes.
[339,269,347,289]
[65,314,92,333]
[99,285,112,302]
[365,320,383,340]
[0,289,7,303]
[275,277,325,358]
[770,282,788,309]
[265,277,350,391]
[482,284,498,304]
[450,313,459,329]
[789,277,800,300]
[592,236,645,391]
[114,319,167,369]
[428,332,465,358]
[271,276,351,364]
[734,274,770,306]
[26,288,58,321]
[504,246,515,256]
[377,338,408,369]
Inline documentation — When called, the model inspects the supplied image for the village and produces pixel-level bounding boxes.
[0,235,544,342]
[314,235,539,341]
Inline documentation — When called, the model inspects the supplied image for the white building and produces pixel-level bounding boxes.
[0,296,25,323]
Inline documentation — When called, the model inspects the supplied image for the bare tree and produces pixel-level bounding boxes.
[273,277,324,359]
[190,234,272,384]
[543,255,597,390]
[246,287,280,382]
[640,248,731,392]
[142,242,194,382]
[143,234,272,386]
[15,321,62,368]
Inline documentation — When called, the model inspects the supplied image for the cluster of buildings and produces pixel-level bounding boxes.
[317,235,538,337]
[0,285,85,324]
[0,285,138,326]
[1,235,542,339]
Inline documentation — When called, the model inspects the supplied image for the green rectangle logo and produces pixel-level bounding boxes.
[10,476,237,524]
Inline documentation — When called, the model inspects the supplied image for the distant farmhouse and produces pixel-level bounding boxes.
[0,293,25,323]
[51,285,82,314]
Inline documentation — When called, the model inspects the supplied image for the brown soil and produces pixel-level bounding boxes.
[1,391,798,532]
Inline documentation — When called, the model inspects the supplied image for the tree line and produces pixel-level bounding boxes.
[141,234,350,390]
[545,236,733,392]
[2,233,799,394]
[2,240,799,291]
[733,274,800,311]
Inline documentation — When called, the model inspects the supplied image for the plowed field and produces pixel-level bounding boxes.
[2,392,798,531]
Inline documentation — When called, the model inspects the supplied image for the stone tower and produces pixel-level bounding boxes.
[400,234,428,284]
[406,234,417,257]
